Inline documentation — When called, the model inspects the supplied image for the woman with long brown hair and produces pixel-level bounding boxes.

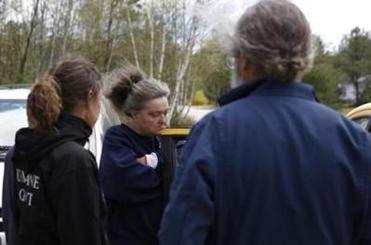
[3,56,108,245]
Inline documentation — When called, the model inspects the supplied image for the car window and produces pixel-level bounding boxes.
[352,116,370,130]
[0,99,27,146]
[0,99,26,112]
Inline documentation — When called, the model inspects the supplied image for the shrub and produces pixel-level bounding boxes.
[192,90,208,106]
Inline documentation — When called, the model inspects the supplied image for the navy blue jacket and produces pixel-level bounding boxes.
[159,80,371,245]
[99,124,164,245]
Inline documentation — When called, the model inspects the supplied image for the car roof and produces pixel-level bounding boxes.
[346,102,371,120]
[0,85,31,100]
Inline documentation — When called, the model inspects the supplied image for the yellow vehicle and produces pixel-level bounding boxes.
[159,128,190,202]
[346,103,371,131]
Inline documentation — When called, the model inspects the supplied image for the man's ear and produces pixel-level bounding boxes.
[237,58,255,81]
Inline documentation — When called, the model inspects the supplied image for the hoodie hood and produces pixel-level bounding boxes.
[13,113,92,166]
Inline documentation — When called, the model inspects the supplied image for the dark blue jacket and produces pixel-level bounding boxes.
[99,124,164,245]
[159,80,371,245]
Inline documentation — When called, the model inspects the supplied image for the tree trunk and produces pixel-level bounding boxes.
[106,39,115,72]
[126,7,140,69]
[354,76,361,105]
[48,1,62,68]
[168,14,198,124]
[61,0,73,55]
[179,80,195,124]
[158,24,167,80]
[19,0,40,82]
[36,2,47,76]
[146,4,155,78]
[168,49,192,124]
[48,33,56,68]
[104,0,118,71]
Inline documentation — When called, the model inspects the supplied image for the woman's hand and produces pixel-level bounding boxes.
[137,153,158,168]
[137,156,147,166]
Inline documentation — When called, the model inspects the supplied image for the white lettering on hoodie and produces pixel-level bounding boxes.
[16,169,40,206]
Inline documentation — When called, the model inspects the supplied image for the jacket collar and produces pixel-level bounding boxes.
[218,79,319,106]
[55,113,93,146]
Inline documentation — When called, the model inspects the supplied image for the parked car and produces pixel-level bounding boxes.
[345,103,371,131]
[0,85,31,244]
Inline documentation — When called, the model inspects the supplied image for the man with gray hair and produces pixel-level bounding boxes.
[159,0,371,245]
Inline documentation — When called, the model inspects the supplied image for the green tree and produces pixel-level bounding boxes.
[190,38,230,104]
[304,36,348,108]
[0,21,26,83]
[304,62,347,108]
[335,27,371,105]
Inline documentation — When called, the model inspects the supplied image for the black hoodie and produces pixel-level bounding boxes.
[12,113,108,245]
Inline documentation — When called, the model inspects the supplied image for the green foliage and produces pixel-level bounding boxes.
[190,38,231,103]
[202,68,230,103]
[304,61,347,108]
[0,21,27,83]
[357,77,371,105]
[335,27,371,104]
[304,36,347,108]
[305,32,371,108]
[0,0,193,87]
[337,27,371,78]
[170,113,195,128]
[338,107,354,115]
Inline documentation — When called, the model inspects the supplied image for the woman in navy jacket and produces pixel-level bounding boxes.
[99,67,170,245]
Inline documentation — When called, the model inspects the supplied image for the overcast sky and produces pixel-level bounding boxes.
[225,0,371,51]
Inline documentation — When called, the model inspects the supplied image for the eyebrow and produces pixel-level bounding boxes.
[152,109,168,113]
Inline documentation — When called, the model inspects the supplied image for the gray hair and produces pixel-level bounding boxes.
[105,66,170,117]
[233,0,314,82]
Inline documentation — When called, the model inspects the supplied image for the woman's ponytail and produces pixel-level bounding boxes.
[27,77,62,130]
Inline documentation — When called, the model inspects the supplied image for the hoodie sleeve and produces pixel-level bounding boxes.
[99,127,160,203]
[49,144,106,245]
[2,147,16,245]
[159,115,218,245]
